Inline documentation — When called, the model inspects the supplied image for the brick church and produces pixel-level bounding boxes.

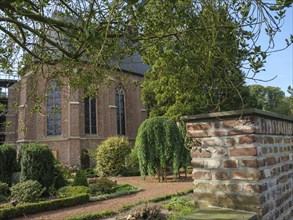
[5,54,149,168]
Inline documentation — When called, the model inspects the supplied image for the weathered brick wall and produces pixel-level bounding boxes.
[183,109,293,220]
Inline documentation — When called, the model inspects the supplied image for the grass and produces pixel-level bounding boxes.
[66,188,194,220]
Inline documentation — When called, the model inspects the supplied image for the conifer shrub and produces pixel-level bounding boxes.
[0,144,17,185]
[135,117,185,181]
[72,170,88,187]
[96,137,131,177]
[10,180,45,202]
[19,143,55,190]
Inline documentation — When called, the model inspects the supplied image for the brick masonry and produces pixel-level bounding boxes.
[6,67,147,168]
[183,109,293,220]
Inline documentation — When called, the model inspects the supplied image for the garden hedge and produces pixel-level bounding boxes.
[0,193,89,220]
[0,144,17,185]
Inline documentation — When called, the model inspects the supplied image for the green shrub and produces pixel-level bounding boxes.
[54,167,68,190]
[135,117,185,181]
[0,194,89,220]
[115,184,136,192]
[73,170,88,187]
[19,143,55,190]
[0,182,10,197]
[83,168,96,178]
[93,177,118,194]
[0,144,17,185]
[122,148,140,176]
[96,137,131,177]
[0,182,10,202]
[10,180,45,202]
[53,160,68,190]
[164,197,194,219]
[58,186,91,197]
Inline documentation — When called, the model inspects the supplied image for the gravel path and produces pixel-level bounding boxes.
[15,175,193,220]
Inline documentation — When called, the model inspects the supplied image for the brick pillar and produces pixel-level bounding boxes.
[68,88,81,167]
[183,109,293,220]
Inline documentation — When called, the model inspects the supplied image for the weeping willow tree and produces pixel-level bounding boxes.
[135,117,188,182]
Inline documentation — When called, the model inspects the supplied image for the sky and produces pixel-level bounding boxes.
[246,5,293,96]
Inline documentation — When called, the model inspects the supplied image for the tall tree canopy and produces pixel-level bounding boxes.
[140,1,250,119]
[0,0,292,98]
[246,85,293,116]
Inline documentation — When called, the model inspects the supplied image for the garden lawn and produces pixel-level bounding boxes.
[15,175,193,220]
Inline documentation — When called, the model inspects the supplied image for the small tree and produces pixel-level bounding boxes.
[73,170,88,187]
[96,137,131,177]
[135,117,185,181]
[19,143,55,190]
[0,144,17,185]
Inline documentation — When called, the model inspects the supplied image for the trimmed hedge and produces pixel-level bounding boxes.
[0,144,17,185]
[0,194,89,220]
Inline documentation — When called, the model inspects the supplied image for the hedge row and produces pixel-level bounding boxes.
[0,194,89,220]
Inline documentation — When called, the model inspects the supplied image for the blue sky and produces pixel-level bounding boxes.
[246,5,293,96]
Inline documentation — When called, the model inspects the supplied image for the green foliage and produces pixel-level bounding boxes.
[246,85,285,111]
[19,143,55,190]
[53,160,68,190]
[140,1,249,119]
[92,178,118,195]
[58,186,91,197]
[0,1,291,101]
[96,137,131,177]
[246,85,293,116]
[122,148,140,176]
[73,170,88,187]
[115,184,136,192]
[10,180,45,203]
[0,182,10,202]
[165,197,194,220]
[0,144,17,185]
[135,117,184,181]
[0,194,89,220]
[83,168,97,178]
[0,182,10,197]
[89,187,141,202]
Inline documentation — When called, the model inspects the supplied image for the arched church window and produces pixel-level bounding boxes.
[46,80,61,136]
[115,85,126,135]
[84,97,97,134]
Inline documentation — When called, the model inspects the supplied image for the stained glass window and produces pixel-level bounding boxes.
[84,97,97,134]
[115,86,125,135]
[46,81,61,136]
